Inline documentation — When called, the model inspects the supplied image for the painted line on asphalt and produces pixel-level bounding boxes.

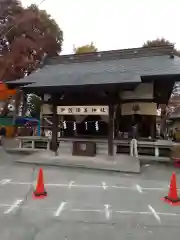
[4,199,23,214]
[2,204,179,218]
[21,205,56,212]
[115,209,180,217]
[112,185,133,190]
[46,183,68,187]
[0,179,11,185]
[71,209,102,212]
[0,203,12,207]
[157,212,180,216]
[8,182,103,189]
[0,201,179,218]
[10,182,32,185]
[10,182,68,187]
[102,182,108,190]
[142,187,167,191]
[136,184,143,193]
[148,205,161,223]
[72,184,102,189]
[104,204,111,220]
[2,180,172,192]
[116,210,151,215]
[54,201,67,217]
[68,181,74,189]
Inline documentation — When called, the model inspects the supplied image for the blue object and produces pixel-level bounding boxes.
[15,117,39,126]
[15,117,41,136]
[37,120,41,136]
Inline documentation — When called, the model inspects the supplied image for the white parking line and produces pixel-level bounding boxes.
[68,181,74,189]
[10,182,33,185]
[4,199,23,214]
[136,184,143,193]
[116,210,151,215]
[104,204,111,220]
[71,209,102,212]
[0,203,12,207]
[54,201,67,217]
[0,180,173,192]
[115,209,180,217]
[112,185,132,190]
[46,183,68,187]
[148,205,161,223]
[0,179,11,185]
[72,184,102,188]
[102,182,108,190]
[157,212,180,216]
[142,187,167,191]
[1,204,179,219]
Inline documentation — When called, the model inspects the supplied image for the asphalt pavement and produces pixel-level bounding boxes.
[0,149,180,239]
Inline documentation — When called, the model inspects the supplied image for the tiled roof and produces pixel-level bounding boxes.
[6,46,180,88]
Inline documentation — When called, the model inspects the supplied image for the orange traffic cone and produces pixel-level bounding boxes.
[33,168,47,199]
[163,172,180,205]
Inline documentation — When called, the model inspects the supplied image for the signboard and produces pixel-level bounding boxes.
[121,102,157,115]
[57,106,109,115]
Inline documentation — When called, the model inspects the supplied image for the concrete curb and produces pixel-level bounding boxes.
[15,160,141,174]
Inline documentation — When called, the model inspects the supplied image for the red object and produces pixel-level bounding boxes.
[0,82,16,100]
[33,168,47,199]
[173,158,180,168]
[162,172,180,205]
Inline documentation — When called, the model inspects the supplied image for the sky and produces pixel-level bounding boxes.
[21,0,180,54]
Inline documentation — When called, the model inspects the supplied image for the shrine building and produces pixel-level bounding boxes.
[6,45,180,157]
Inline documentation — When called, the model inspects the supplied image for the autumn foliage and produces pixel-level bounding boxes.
[0,0,63,81]
[0,82,16,100]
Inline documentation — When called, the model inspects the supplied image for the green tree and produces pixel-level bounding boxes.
[143,38,180,137]
[74,42,97,54]
[27,94,42,118]
[143,38,174,48]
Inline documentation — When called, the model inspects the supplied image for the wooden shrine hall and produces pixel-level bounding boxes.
[6,45,180,158]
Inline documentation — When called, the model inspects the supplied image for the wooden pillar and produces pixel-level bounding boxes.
[51,95,58,154]
[13,89,21,122]
[150,115,156,139]
[108,103,114,156]
[21,92,27,116]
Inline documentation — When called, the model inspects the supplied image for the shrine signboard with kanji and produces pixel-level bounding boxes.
[57,106,109,115]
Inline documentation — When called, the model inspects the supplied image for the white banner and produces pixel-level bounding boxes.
[57,106,109,115]
[121,102,157,115]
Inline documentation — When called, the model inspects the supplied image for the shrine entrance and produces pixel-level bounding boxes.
[41,104,115,157]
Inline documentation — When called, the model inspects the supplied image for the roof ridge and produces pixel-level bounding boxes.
[45,45,174,65]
